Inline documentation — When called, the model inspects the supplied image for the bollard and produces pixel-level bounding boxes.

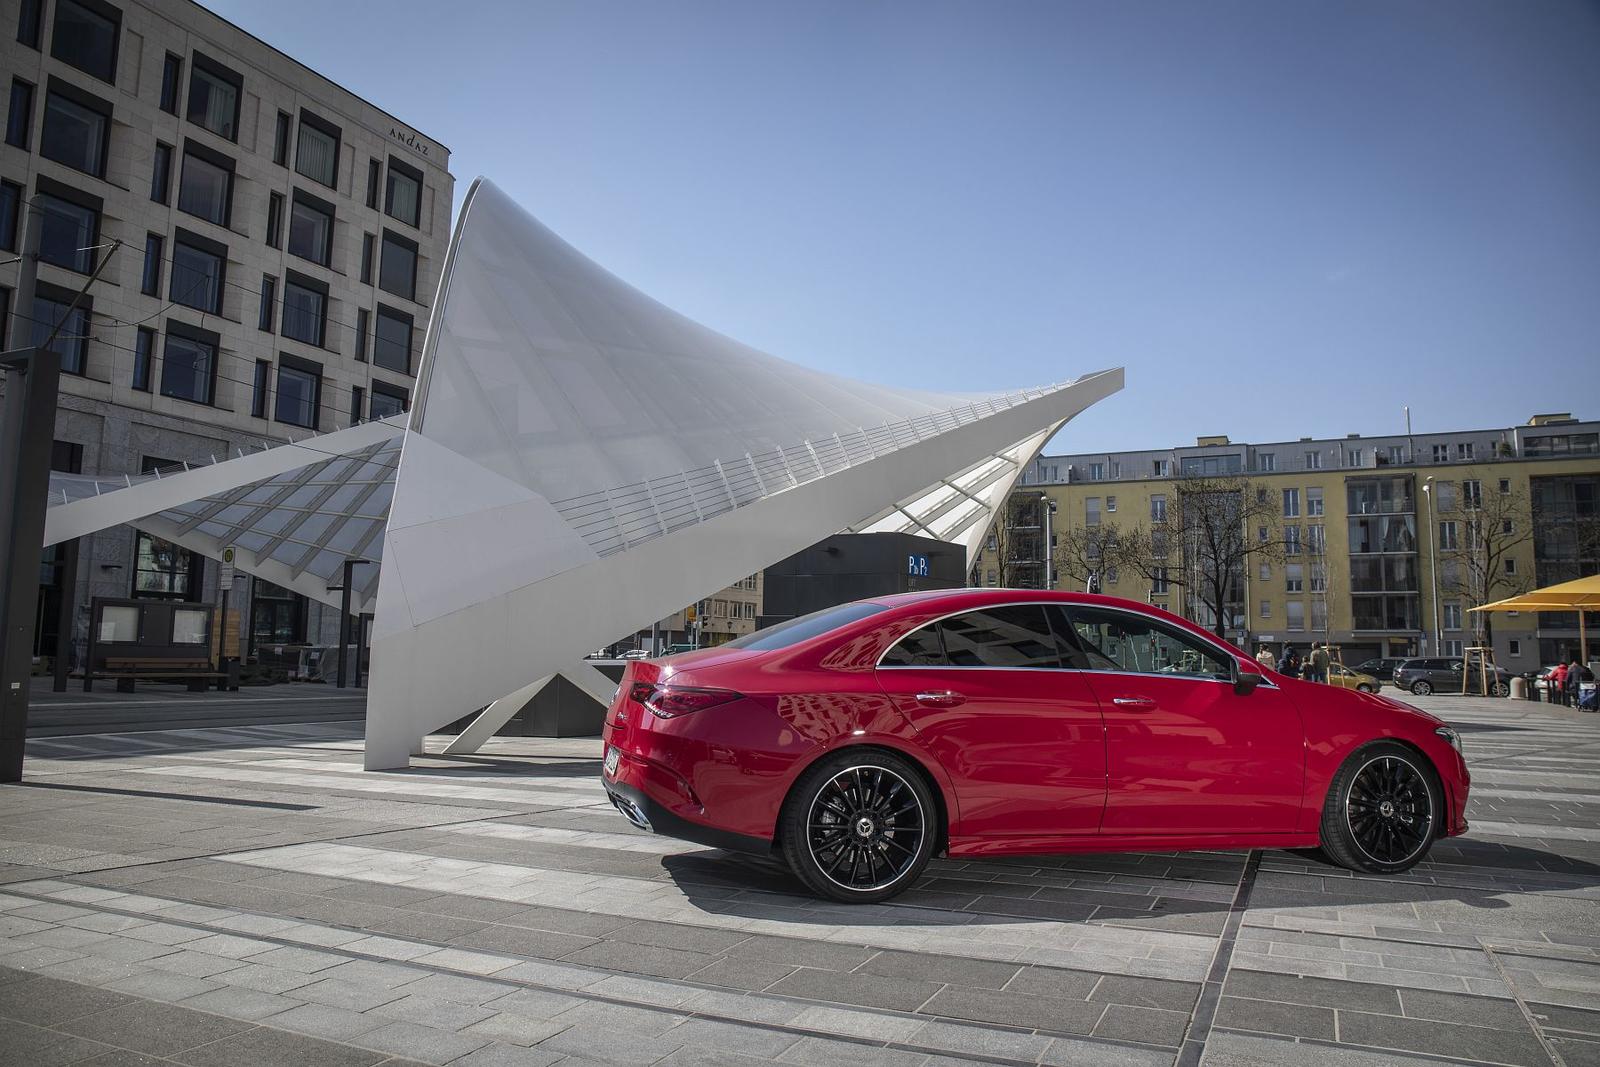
[1510,676,1527,701]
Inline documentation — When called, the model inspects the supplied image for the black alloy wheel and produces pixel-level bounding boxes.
[1320,741,1439,874]
[780,750,936,903]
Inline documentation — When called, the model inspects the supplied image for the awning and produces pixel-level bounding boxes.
[1469,574,1600,612]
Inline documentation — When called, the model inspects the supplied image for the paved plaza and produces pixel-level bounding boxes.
[0,694,1597,1067]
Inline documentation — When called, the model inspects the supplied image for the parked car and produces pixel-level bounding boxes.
[618,649,651,660]
[1353,658,1407,685]
[663,643,699,655]
[1393,658,1511,697]
[1326,663,1381,693]
[601,590,1469,903]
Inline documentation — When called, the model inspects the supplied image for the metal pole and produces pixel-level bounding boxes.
[1041,495,1054,590]
[354,612,369,688]
[336,559,354,688]
[1423,478,1441,656]
[52,539,78,692]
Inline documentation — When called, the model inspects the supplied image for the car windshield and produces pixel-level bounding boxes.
[721,601,890,652]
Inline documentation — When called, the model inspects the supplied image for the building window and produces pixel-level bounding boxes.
[379,230,418,300]
[51,0,119,83]
[1504,558,1517,576]
[33,289,89,374]
[1109,461,1120,479]
[1150,567,1169,595]
[281,273,327,347]
[1284,525,1301,555]
[36,191,99,273]
[1304,450,1322,470]
[170,236,224,314]
[1463,479,1482,509]
[373,305,413,374]
[186,53,241,141]
[1259,600,1270,619]
[384,155,421,226]
[1498,477,1511,495]
[1258,453,1275,472]
[258,275,275,332]
[159,52,181,114]
[349,384,364,425]
[1286,563,1303,593]
[133,532,199,599]
[1457,442,1474,460]
[131,325,152,390]
[177,143,233,226]
[1347,448,1363,467]
[0,180,19,251]
[1282,488,1299,518]
[1286,601,1305,631]
[140,233,162,295]
[1259,562,1271,581]
[273,110,291,166]
[369,382,408,420]
[1443,602,1462,630]
[1150,494,1166,522]
[1442,639,1463,657]
[151,141,172,203]
[251,358,270,417]
[266,192,284,248]
[7,79,35,149]
[1307,486,1323,516]
[18,0,43,47]
[1152,459,1170,477]
[288,191,332,265]
[354,307,368,362]
[366,158,381,209]
[40,84,110,177]
[1432,443,1448,462]
[1438,520,1458,550]
[1106,495,1116,513]
[360,232,374,284]
[1310,563,1326,592]
[275,356,322,429]
[1087,462,1104,481]
[1508,639,1521,657]
[1307,523,1326,554]
[294,111,340,188]
[1085,497,1101,526]
[0,286,9,347]
[159,324,217,406]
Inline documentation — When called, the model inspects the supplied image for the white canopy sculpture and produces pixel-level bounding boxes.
[366,178,1120,768]
[39,177,1122,770]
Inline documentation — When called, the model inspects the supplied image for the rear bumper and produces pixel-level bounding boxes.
[602,777,772,856]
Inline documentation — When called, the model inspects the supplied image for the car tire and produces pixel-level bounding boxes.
[1411,680,1433,695]
[1357,684,1376,693]
[1319,741,1440,875]
[1490,681,1509,698]
[779,749,938,904]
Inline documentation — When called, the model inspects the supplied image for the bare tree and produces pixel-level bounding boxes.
[1117,476,1290,638]
[1441,483,1535,644]
[1053,521,1126,591]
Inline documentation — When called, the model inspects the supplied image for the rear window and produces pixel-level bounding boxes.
[722,601,889,652]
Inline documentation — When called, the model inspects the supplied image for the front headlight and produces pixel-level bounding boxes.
[1435,726,1462,753]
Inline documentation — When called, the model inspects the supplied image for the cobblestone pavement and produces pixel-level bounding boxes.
[0,693,1596,1066]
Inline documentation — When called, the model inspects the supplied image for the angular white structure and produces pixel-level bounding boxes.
[365,179,1120,769]
[40,177,1122,770]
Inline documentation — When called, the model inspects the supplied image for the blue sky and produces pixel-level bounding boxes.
[209,0,1599,453]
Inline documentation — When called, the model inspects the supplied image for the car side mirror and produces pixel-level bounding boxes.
[1233,667,1264,696]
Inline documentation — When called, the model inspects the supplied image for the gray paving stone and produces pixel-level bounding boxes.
[56,999,255,1056]
[1222,970,1401,1014]
[294,976,412,1011]
[179,985,306,1020]
[922,985,1107,1033]
[0,972,135,1024]
[463,1012,571,1047]
[662,1018,800,1057]
[1004,965,1100,1000]
[216,961,323,994]
[1397,987,1530,1031]
[558,939,716,980]
[776,1036,927,1067]
[1091,1002,1189,1046]
[454,925,601,961]
[371,991,499,1031]
[537,1022,685,1065]
[683,955,795,991]
[1336,1009,1548,1066]
[170,1025,391,1066]
[608,920,751,955]
[0,1019,117,1067]
[451,1043,566,1067]
[265,1002,391,1040]
[654,1048,775,1067]
[1532,1001,1600,1036]
[1214,994,1336,1040]
[552,999,686,1036]
[725,936,877,973]
[855,949,1021,990]
[485,986,589,1020]
[104,969,223,1002]
[768,966,942,1012]
[911,1018,1053,1060]
[355,1020,494,1065]
[1089,974,1201,1012]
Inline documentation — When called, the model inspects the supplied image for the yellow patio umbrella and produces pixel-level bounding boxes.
[1470,573,1600,664]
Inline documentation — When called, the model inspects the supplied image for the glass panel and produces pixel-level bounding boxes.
[159,333,214,404]
[941,606,1063,668]
[1066,605,1233,679]
[135,533,192,596]
[287,199,330,264]
[379,235,416,300]
[40,91,105,175]
[721,601,888,651]
[281,283,324,346]
[30,295,87,373]
[880,623,943,666]
[295,121,337,186]
[187,65,237,139]
[99,604,139,643]
[178,152,230,224]
[51,0,116,81]
[170,243,222,312]
[36,193,96,272]
[369,387,406,419]
[172,608,209,644]
[373,308,411,372]
[275,364,319,428]
[386,167,420,226]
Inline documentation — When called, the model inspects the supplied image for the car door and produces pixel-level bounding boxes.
[875,603,1106,840]
[1059,603,1306,836]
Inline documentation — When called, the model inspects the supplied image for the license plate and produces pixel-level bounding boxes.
[603,746,620,777]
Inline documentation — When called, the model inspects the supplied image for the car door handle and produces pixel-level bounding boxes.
[915,691,965,707]
[1112,696,1156,708]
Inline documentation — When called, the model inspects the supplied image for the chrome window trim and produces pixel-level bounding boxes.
[871,598,1275,688]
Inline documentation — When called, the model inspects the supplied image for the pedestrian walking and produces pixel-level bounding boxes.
[1309,642,1331,684]
[1552,661,1570,707]
[1566,660,1584,709]
[1256,646,1275,669]
[1277,645,1301,679]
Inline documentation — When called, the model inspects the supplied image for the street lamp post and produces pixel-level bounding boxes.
[1039,493,1055,590]
[1422,477,1441,656]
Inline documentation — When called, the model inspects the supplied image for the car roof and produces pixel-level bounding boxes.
[865,588,1166,614]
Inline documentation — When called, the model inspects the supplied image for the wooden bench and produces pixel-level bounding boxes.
[98,656,223,693]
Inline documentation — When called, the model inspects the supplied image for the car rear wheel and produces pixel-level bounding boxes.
[1357,684,1376,693]
[1411,680,1433,695]
[1490,681,1510,698]
[779,750,937,904]
[1320,741,1439,875]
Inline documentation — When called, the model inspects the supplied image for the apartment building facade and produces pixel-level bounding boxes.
[2,0,453,663]
[976,415,1599,670]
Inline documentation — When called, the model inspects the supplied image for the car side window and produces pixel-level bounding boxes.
[1062,605,1234,680]
[940,605,1063,669]
[880,623,944,666]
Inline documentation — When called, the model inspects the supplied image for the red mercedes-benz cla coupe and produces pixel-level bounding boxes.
[600,589,1469,903]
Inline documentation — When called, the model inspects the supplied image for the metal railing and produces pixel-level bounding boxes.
[550,383,1065,557]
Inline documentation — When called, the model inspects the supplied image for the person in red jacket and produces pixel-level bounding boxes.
[1551,661,1570,706]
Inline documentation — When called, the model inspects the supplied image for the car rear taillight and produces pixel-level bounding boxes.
[629,682,741,719]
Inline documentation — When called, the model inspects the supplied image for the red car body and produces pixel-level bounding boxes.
[601,589,1469,866]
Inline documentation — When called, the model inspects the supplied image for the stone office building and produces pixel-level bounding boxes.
[1,0,453,666]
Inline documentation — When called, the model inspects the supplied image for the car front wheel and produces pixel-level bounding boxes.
[1358,684,1376,693]
[1411,680,1433,695]
[1320,741,1440,874]
[779,750,938,904]
[1490,681,1510,698]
